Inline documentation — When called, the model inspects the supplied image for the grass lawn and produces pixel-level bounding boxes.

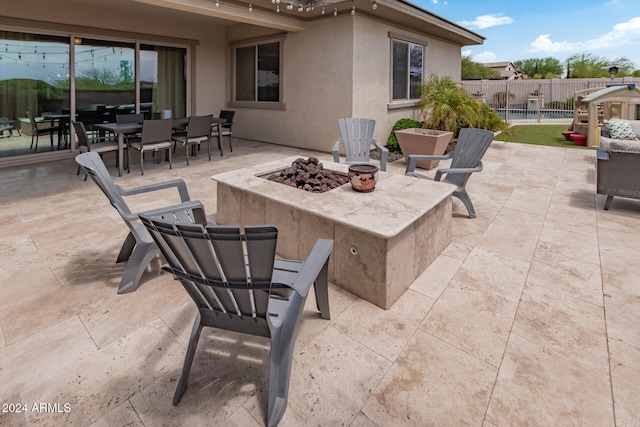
[495,124,593,149]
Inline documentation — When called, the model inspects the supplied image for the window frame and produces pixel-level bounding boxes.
[230,35,286,110]
[388,32,427,109]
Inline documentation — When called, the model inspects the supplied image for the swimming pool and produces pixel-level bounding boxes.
[494,109,574,121]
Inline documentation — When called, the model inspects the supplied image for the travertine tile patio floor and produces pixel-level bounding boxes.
[0,139,639,426]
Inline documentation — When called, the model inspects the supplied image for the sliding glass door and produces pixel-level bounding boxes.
[0,30,70,156]
[0,29,188,160]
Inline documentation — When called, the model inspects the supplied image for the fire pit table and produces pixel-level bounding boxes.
[212,156,455,309]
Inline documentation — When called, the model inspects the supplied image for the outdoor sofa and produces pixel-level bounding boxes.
[596,119,640,209]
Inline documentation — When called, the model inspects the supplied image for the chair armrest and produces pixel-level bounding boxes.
[120,178,191,202]
[332,140,342,163]
[371,139,388,172]
[289,239,334,297]
[405,152,453,174]
[434,161,483,181]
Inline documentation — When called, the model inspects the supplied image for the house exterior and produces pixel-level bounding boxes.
[0,0,484,167]
[482,61,525,80]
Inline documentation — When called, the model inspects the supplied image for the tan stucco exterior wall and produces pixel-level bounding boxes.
[2,1,469,156]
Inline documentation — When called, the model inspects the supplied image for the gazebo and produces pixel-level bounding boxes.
[573,84,640,147]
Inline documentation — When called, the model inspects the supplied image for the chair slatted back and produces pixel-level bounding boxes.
[337,118,376,161]
[75,151,131,215]
[140,217,287,335]
[444,128,494,187]
[141,119,173,145]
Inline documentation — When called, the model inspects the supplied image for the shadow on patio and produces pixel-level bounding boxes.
[1,137,639,426]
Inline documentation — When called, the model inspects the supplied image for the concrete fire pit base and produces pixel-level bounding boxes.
[212,157,455,309]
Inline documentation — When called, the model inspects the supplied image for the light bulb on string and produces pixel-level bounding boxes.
[372,0,377,9]
[249,3,252,10]
[334,6,337,15]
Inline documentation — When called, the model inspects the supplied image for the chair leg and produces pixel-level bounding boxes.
[207,138,211,161]
[117,241,159,294]
[168,146,173,170]
[454,190,476,219]
[173,312,204,405]
[140,150,145,175]
[266,293,305,427]
[604,195,614,210]
[185,143,189,166]
[116,232,137,263]
[313,261,331,320]
[228,135,233,152]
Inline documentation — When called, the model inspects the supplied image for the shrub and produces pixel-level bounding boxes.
[420,74,513,139]
[386,118,421,153]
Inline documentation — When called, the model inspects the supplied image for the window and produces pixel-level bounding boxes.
[234,40,281,104]
[392,40,423,101]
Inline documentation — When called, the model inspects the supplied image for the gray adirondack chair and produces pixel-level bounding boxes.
[138,215,333,427]
[75,151,207,294]
[405,127,495,218]
[332,118,388,171]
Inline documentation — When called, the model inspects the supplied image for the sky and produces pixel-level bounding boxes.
[414,0,640,71]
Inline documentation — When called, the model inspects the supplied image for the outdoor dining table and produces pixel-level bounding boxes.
[95,117,227,176]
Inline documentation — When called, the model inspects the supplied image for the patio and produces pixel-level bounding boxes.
[1,137,639,426]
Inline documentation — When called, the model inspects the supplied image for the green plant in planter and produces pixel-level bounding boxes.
[386,118,421,153]
[419,74,513,139]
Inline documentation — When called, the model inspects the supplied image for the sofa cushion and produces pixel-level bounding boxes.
[602,138,640,151]
[628,120,640,137]
[604,119,637,140]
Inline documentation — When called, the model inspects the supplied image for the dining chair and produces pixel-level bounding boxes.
[172,115,213,165]
[26,110,60,152]
[72,120,120,178]
[116,113,144,145]
[127,119,173,175]
[211,110,235,153]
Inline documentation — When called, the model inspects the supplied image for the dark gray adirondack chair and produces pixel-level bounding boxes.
[332,118,388,171]
[75,151,207,294]
[172,114,213,164]
[139,215,333,427]
[405,127,495,218]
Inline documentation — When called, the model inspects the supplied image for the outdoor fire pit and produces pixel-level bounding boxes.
[265,157,348,192]
[212,156,457,309]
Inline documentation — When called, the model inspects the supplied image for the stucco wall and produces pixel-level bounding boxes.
[226,17,355,152]
[2,1,466,155]
[352,16,463,148]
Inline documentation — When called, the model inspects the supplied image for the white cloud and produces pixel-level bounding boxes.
[461,49,472,58]
[472,51,498,63]
[458,14,514,30]
[529,17,640,54]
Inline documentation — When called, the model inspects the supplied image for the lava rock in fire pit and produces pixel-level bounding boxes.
[266,157,348,193]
